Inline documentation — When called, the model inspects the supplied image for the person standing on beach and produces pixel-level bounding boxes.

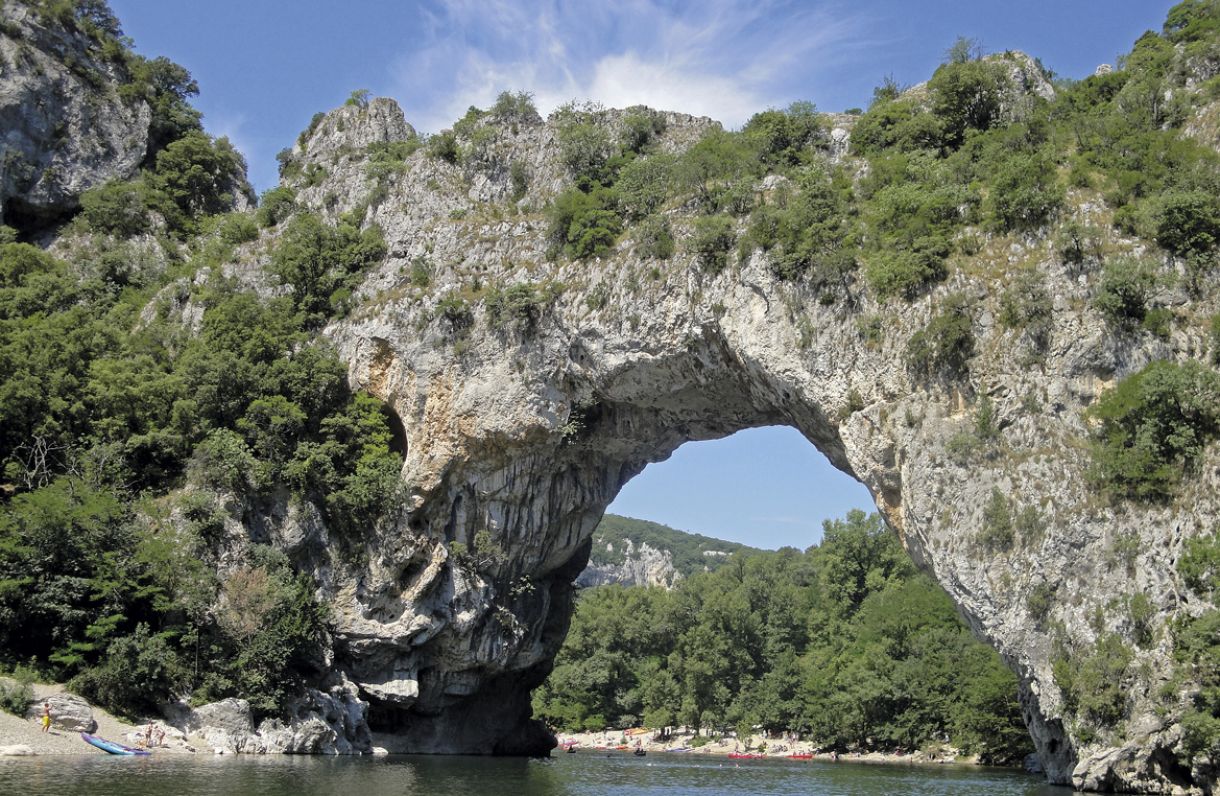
[40,702,51,733]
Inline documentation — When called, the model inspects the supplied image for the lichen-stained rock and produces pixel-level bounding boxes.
[0,1,150,226]
[247,92,1220,793]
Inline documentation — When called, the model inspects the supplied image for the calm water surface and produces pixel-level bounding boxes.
[0,751,1081,796]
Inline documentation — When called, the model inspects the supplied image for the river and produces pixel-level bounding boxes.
[0,750,1080,795]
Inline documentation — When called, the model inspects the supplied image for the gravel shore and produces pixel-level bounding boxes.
[555,729,978,767]
[0,683,194,756]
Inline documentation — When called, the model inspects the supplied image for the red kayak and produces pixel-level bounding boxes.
[789,753,813,760]
[728,753,764,759]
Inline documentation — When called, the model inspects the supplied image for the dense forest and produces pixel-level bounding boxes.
[536,510,1033,764]
[0,0,401,719]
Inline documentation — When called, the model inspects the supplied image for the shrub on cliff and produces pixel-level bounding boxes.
[147,131,249,234]
[491,90,540,126]
[256,186,296,228]
[615,154,675,221]
[557,118,617,189]
[859,153,963,299]
[674,129,759,213]
[426,131,459,163]
[79,179,153,237]
[1088,360,1220,502]
[851,98,943,155]
[1154,189,1220,264]
[620,107,667,154]
[1053,633,1133,741]
[742,101,826,168]
[689,214,736,274]
[484,281,563,330]
[927,59,1010,149]
[985,149,1063,232]
[905,294,975,384]
[1093,256,1158,327]
[752,166,859,292]
[268,212,386,322]
[998,270,1053,352]
[546,187,620,259]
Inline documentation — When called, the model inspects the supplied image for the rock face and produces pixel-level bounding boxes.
[171,680,372,754]
[0,2,150,227]
[229,94,1220,792]
[576,538,679,588]
[26,693,96,733]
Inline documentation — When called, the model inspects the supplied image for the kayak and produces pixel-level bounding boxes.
[728,753,765,759]
[80,732,151,756]
[789,753,813,760]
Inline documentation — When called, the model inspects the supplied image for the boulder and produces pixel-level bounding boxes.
[181,698,255,752]
[0,745,34,756]
[170,683,370,755]
[26,693,96,733]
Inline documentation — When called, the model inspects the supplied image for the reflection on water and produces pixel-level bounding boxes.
[0,750,1081,796]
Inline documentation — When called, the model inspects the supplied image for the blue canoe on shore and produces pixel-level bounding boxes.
[80,732,151,756]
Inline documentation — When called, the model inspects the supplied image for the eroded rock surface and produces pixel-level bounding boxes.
[0,1,150,227]
[576,539,679,588]
[172,680,372,755]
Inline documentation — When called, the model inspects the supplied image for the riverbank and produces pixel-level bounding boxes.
[0,679,986,768]
[555,729,984,768]
[0,681,195,756]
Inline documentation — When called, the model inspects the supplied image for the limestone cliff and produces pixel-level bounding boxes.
[226,91,1220,792]
[0,1,150,228]
[577,538,678,589]
[576,514,752,588]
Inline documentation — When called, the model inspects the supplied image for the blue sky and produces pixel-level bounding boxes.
[608,427,873,550]
[104,0,1177,548]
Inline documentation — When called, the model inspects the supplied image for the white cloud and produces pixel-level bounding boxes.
[389,0,872,132]
[204,109,250,155]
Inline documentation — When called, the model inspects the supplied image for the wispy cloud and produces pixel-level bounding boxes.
[389,0,874,132]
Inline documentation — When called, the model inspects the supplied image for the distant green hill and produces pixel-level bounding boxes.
[590,514,756,579]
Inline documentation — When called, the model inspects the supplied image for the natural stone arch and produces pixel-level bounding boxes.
[330,280,1069,765]
[288,100,1211,792]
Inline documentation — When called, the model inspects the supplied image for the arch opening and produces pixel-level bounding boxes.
[531,423,1038,768]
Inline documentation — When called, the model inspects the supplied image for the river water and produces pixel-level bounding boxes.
[0,750,1079,795]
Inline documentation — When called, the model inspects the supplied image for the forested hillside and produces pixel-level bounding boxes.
[583,514,755,585]
[536,510,1033,764]
[0,0,401,720]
